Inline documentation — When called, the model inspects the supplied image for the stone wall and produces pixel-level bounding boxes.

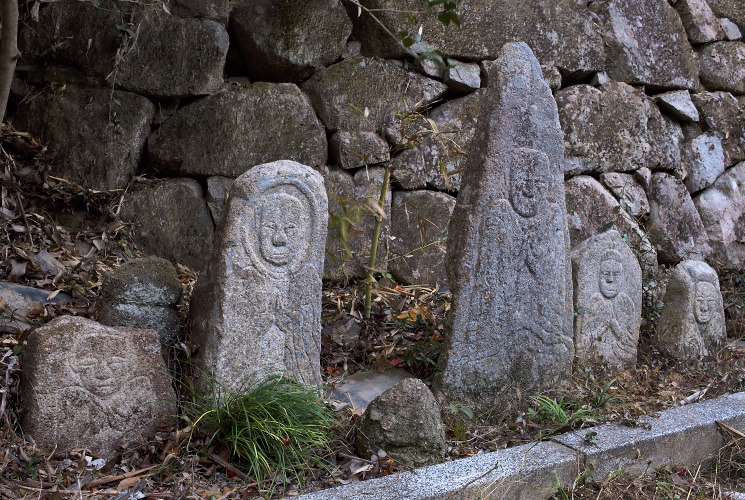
[13,0,745,283]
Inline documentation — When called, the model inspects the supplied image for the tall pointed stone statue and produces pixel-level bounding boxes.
[191,161,328,392]
[434,42,573,421]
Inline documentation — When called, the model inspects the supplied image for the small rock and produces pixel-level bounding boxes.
[331,367,413,412]
[420,58,445,80]
[321,313,361,348]
[599,172,651,219]
[654,90,700,122]
[541,65,562,92]
[443,60,481,93]
[206,176,234,225]
[355,378,446,467]
[691,91,745,167]
[721,18,742,40]
[0,282,73,333]
[98,257,183,349]
[590,71,612,86]
[33,249,66,276]
[698,42,745,95]
[682,133,726,193]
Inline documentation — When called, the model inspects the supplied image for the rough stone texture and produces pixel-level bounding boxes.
[557,82,681,176]
[654,90,700,122]
[391,90,483,192]
[318,166,390,281]
[721,18,743,40]
[708,0,745,34]
[434,43,573,422]
[114,14,228,97]
[206,176,234,224]
[691,91,745,166]
[571,230,642,373]
[656,260,725,357]
[698,42,745,95]
[166,0,228,21]
[356,379,446,468]
[98,257,182,349]
[231,0,351,83]
[590,0,699,90]
[14,85,153,191]
[20,1,228,97]
[331,368,413,412]
[541,65,562,92]
[302,57,447,133]
[119,179,214,271]
[148,84,327,178]
[565,176,657,276]
[296,439,579,500]
[646,173,712,264]
[694,161,745,267]
[388,190,456,286]
[599,172,651,219]
[330,131,390,170]
[21,316,174,456]
[191,161,327,392]
[0,283,72,334]
[443,61,481,93]
[682,133,726,193]
[350,0,604,76]
[554,392,745,482]
[673,0,725,43]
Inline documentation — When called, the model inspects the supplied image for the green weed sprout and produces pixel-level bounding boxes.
[182,375,337,484]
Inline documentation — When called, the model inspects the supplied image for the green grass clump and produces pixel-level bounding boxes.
[183,375,337,483]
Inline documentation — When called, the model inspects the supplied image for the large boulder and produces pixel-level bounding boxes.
[691,91,745,167]
[694,162,745,267]
[589,0,698,90]
[118,179,214,271]
[148,84,327,178]
[388,190,456,286]
[231,0,352,83]
[21,317,174,457]
[318,166,391,281]
[98,257,183,349]
[20,0,228,97]
[646,173,712,264]
[301,57,447,133]
[673,0,725,43]
[565,176,657,276]
[707,0,745,35]
[698,42,745,95]
[557,82,681,176]
[355,378,446,468]
[166,0,228,22]
[350,0,605,76]
[14,85,154,191]
[391,90,483,193]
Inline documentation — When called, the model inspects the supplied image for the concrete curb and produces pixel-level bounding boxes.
[295,391,745,499]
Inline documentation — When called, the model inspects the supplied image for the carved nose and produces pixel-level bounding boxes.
[272,230,287,246]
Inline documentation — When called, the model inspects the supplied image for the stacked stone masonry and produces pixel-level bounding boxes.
[13,0,745,439]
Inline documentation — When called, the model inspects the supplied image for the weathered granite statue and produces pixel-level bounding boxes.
[191,161,327,392]
[657,260,725,358]
[434,42,573,421]
[572,230,642,373]
[21,316,174,456]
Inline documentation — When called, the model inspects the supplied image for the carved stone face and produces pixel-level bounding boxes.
[599,259,623,299]
[510,168,545,218]
[694,281,718,324]
[258,193,308,269]
[75,336,128,397]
